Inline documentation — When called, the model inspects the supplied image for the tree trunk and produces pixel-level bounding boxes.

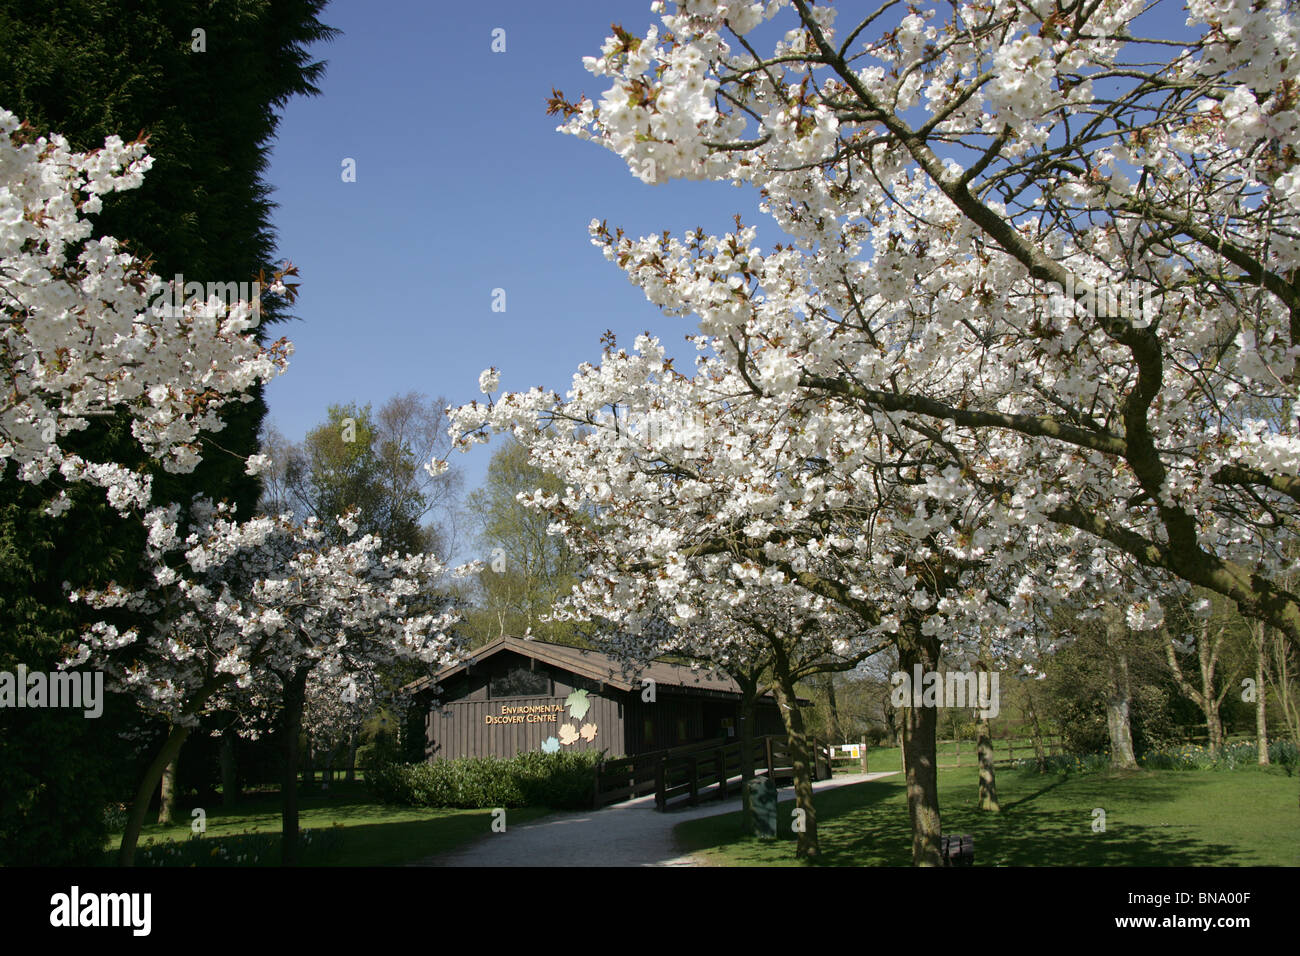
[976,713,999,811]
[823,673,843,745]
[302,733,314,791]
[279,666,311,866]
[899,625,942,866]
[1104,680,1138,769]
[158,749,180,825]
[220,725,240,806]
[1255,622,1269,765]
[119,724,191,866]
[1163,622,1227,760]
[1025,687,1047,772]
[346,732,358,783]
[1205,704,1224,757]
[1104,614,1139,769]
[117,672,238,865]
[1198,625,1225,759]
[976,638,998,809]
[771,671,817,859]
[739,685,758,835]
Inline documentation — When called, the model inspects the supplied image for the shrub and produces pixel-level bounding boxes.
[512,750,602,809]
[1138,740,1300,770]
[368,750,601,810]
[364,759,413,804]
[1018,738,1300,774]
[1269,739,1298,770]
[1138,744,1219,770]
[1018,752,1110,774]
[130,827,345,867]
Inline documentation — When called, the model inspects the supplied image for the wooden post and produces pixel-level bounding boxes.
[716,749,727,799]
[654,759,666,811]
[765,736,775,779]
[688,755,699,806]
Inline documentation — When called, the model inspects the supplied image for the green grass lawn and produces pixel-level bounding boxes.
[103,781,552,866]
[831,738,1071,773]
[674,765,1300,866]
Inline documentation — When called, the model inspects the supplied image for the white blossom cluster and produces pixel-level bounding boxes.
[528,0,1300,650]
[0,108,292,511]
[449,338,1094,676]
[65,500,465,727]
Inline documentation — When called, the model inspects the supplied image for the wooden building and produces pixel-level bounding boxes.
[404,636,786,762]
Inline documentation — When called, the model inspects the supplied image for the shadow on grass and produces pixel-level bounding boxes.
[997,774,1070,810]
[675,769,1287,866]
[105,782,553,867]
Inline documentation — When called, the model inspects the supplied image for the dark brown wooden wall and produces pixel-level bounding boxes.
[424,693,624,760]
[423,650,627,760]
[418,648,789,761]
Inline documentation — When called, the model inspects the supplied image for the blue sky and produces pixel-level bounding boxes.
[261,0,761,541]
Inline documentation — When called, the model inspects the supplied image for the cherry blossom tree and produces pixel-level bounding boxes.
[448,340,1071,862]
[1,108,292,512]
[546,0,1300,657]
[68,499,467,865]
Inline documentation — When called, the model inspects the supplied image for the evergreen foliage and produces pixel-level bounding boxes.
[0,0,336,864]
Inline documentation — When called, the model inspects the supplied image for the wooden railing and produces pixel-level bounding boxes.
[993,734,1065,768]
[820,734,1068,771]
[592,735,833,812]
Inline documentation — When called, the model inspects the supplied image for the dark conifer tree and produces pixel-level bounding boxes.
[0,0,337,864]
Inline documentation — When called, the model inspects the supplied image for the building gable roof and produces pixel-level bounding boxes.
[404,636,755,698]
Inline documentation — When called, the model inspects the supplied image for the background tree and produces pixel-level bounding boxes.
[260,393,461,554]
[1266,624,1300,771]
[459,436,583,647]
[1161,590,1249,759]
[1042,614,1187,761]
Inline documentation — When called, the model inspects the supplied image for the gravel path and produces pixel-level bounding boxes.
[409,770,899,867]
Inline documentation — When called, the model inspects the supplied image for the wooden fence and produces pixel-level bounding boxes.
[825,734,1068,771]
[593,734,833,812]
